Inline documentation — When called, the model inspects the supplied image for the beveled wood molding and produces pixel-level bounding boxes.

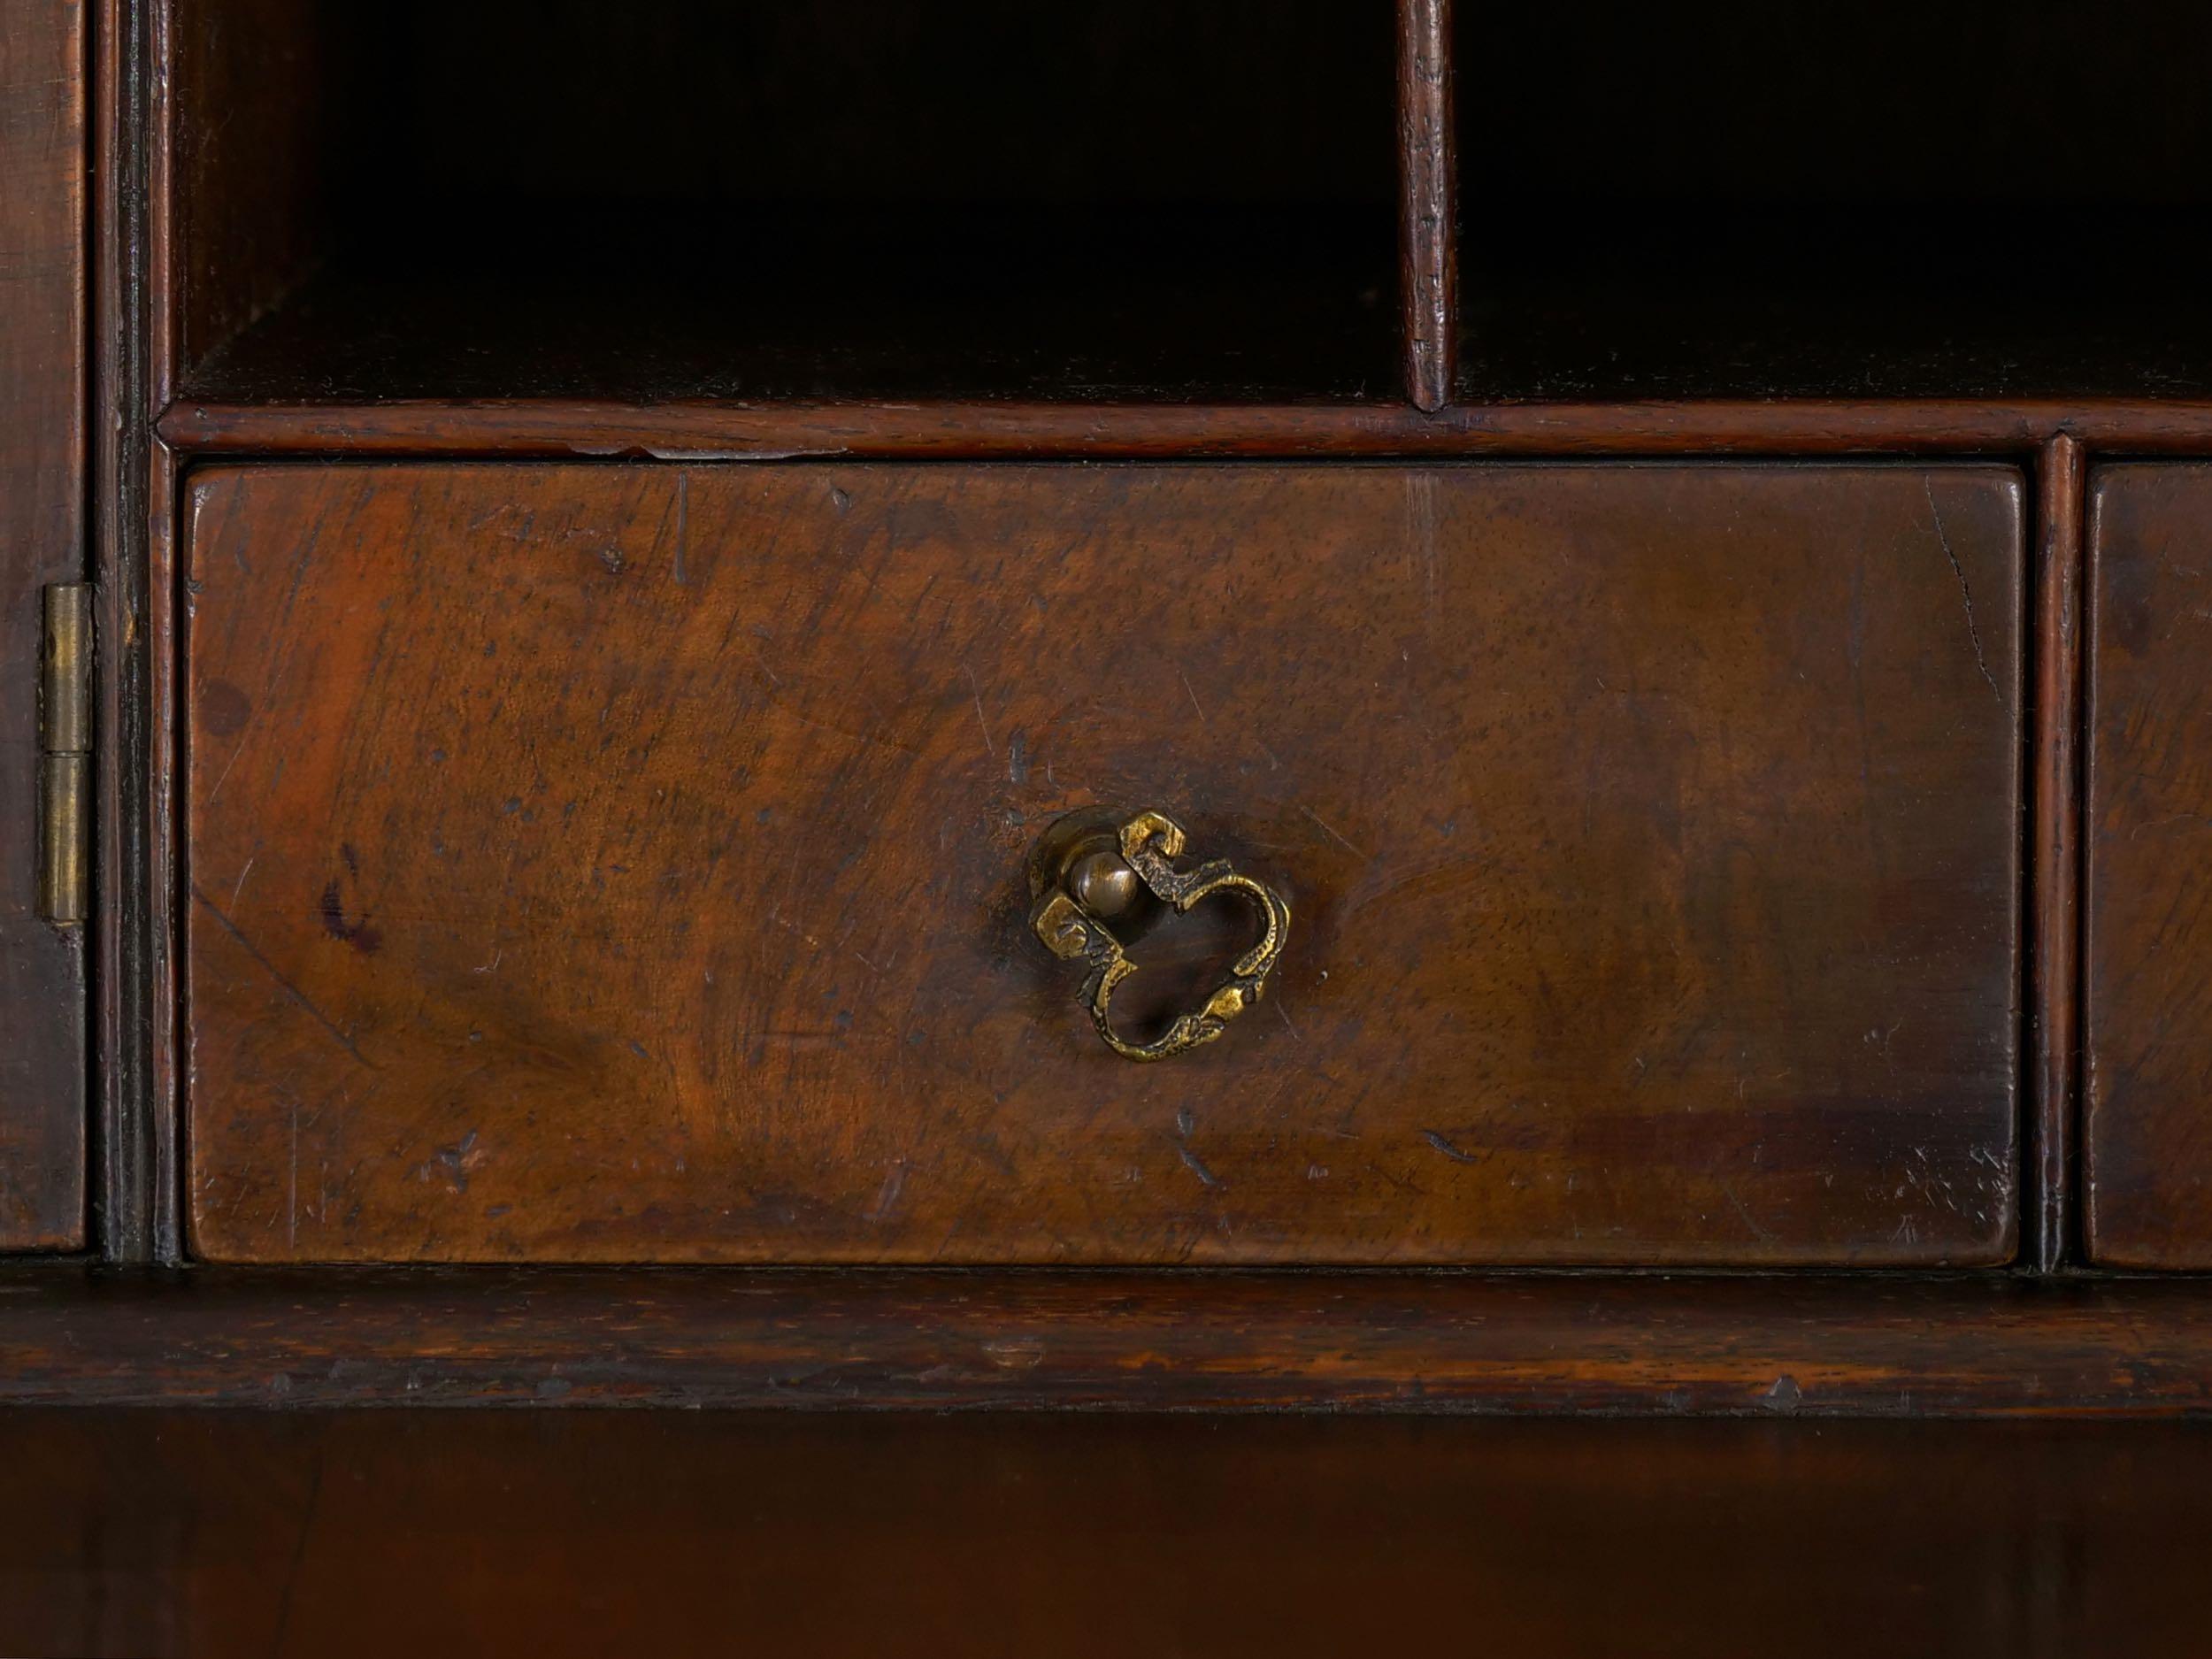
[6,1267,2212,1414]
[2029,434,2087,1271]
[156,396,2212,459]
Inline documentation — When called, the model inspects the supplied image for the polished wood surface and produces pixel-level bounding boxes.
[96,0,169,1263]
[4,1409,2211,1657]
[0,0,86,1249]
[158,396,2212,461]
[11,1267,2212,1412]
[2085,465,2212,1265]
[2031,435,2087,1269]
[1397,0,1455,410]
[183,464,2019,1265]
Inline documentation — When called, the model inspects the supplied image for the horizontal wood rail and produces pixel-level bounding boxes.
[7,1267,2212,1413]
[158,396,2212,459]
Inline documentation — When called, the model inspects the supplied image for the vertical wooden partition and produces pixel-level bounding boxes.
[0,0,88,1250]
[1397,0,1456,408]
[2029,434,2087,1271]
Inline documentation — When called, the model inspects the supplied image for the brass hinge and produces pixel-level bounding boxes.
[38,583,90,926]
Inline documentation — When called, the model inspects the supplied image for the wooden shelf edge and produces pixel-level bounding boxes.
[4,1267,2211,1413]
[156,396,2212,458]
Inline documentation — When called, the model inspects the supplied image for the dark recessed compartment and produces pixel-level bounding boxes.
[173,1,1399,404]
[1455,2,2212,401]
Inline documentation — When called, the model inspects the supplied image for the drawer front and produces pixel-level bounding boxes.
[183,463,2022,1264]
[2087,465,2212,1266]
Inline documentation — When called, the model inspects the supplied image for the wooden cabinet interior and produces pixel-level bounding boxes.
[162,0,2212,411]
[1453,1,2212,399]
[171,0,1401,403]
[12,0,2212,1413]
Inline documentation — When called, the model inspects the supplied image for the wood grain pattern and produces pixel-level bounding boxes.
[184,464,2022,1265]
[7,1408,2212,1656]
[2030,434,2085,1270]
[8,1267,2212,1412]
[154,395,2212,460]
[2085,464,2212,1265]
[141,0,187,1261]
[97,0,165,1263]
[147,439,183,1263]
[1397,0,1455,408]
[0,0,87,1250]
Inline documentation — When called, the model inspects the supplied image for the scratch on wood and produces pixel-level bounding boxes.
[1722,1183,1778,1243]
[416,1131,484,1194]
[963,662,994,756]
[1407,472,1441,630]
[1300,804,1367,859]
[201,730,250,812]
[190,882,379,1071]
[1177,1145,1223,1189]
[1924,476,2002,705]
[864,1161,908,1223]
[673,470,689,586]
[1179,669,1207,726]
[288,1104,299,1249]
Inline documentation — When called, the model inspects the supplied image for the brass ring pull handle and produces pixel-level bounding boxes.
[1026,808,1291,1063]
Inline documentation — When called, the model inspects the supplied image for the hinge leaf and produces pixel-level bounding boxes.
[37,583,90,925]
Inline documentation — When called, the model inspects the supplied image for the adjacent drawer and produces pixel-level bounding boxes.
[183,463,2023,1264]
[2087,465,2212,1266]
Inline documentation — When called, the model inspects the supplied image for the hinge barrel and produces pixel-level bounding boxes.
[38,583,90,925]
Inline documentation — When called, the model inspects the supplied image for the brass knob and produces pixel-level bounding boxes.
[1026,808,1291,1063]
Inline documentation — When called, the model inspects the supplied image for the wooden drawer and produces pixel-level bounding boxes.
[182,463,2023,1264]
[2086,465,2212,1266]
